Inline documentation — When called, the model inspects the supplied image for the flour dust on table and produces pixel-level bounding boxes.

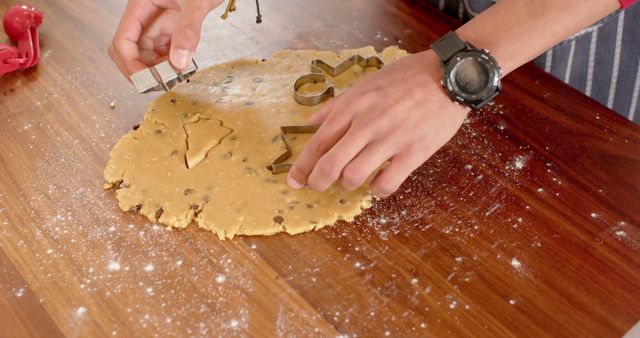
[104,47,409,238]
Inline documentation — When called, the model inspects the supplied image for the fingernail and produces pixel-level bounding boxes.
[287,176,304,189]
[371,190,389,198]
[171,49,190,69]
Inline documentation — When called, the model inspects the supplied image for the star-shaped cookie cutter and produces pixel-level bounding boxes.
[267,125,320,174]
[293,54,385,106]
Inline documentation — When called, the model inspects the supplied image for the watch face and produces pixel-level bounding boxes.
[445,51,500,104]
[453,57,489,95]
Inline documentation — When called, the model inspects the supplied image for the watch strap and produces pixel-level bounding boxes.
[430,31,467,63]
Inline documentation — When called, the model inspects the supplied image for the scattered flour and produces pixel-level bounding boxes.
[75,307,87,317]
[15,288,25,297]
[513,156,527,170]
[511,258,522,270]
[107,261,121,272]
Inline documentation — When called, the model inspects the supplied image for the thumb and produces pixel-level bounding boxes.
[170,1,213,69]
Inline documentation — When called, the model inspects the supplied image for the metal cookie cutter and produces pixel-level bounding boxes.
[293,54,385,106]
[130,59,198,93]
[267,125,320,174]
[267,55,385,174]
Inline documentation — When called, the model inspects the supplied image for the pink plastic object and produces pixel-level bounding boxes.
[0,44,24,74]
[1,5,44,75]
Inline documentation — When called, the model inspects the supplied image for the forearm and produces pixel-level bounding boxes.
[455,0,620,76]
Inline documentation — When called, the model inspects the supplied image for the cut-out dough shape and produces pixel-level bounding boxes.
[184,116,233,169]
[104,46,408,239]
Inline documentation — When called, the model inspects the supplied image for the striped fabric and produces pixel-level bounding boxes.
[426,0,640,123]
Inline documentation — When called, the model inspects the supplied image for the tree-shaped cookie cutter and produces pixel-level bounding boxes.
[293,54,385,106]
[267,55,385,175]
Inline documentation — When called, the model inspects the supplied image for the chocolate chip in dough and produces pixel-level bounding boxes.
[155,208,164,221]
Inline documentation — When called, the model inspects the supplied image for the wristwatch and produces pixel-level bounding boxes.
[430,31,502,109]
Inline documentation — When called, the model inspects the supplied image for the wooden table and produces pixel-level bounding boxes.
[1,0,639,337]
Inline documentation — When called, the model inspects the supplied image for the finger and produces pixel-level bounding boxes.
[110,37,147,77]
[169,1,214,69]
[340,141,395,191]
[370,151,426,198]
[111,0,155,76]
[287,118,351,189]
[307,96,337,125]
[287,94,369,189]
[306,125,371,191]
[153,34,172,56]
[108,44,131,80]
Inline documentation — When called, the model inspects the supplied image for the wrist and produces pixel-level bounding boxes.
[416,49,473,113]
[427,32,502,110]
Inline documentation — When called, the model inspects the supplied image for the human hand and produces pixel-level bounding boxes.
[287,50,470,198]
[109,0,224,77]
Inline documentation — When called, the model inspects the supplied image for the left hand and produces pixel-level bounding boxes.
[108,0,224,77]
[286,50,470,197]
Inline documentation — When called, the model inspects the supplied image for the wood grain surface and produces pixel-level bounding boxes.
[1,0,639,337]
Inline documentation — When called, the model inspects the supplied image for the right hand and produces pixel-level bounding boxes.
[109,0,224,77]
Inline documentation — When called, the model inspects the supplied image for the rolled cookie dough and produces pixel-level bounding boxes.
[104,46,408,239]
